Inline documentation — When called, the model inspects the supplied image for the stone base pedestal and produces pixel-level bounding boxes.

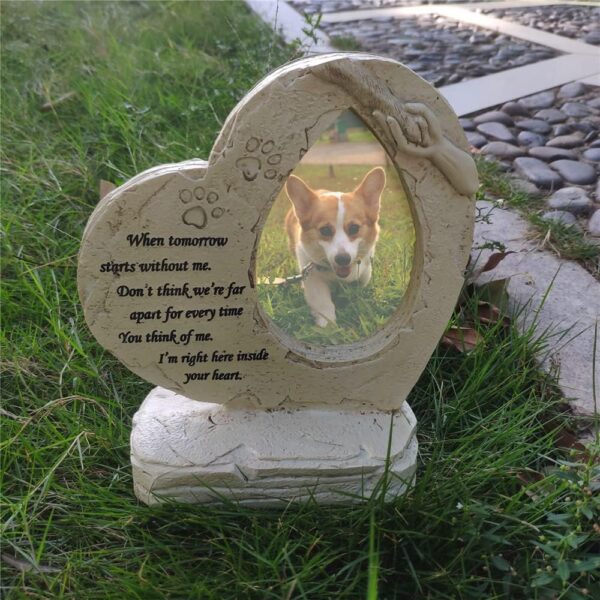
[131,387,418,506]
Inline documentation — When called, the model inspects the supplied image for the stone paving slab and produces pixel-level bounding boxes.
[321,12,560,87]
[431,6,598,55]
[473,201,599,421]
[246,0,335,53]
[247,0,599,430]
[440,53,600,116]
[289,0,494,14]
[483,4,600,45]
[289,1,600,16]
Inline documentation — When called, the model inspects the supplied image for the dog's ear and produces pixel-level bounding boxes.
[286,175,316,220]
[355,167,385,221]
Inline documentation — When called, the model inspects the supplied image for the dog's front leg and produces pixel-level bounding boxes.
[303,271,336,327]
[358,260,372,287]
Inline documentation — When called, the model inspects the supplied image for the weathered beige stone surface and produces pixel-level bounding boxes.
[472,201,600,419]
[78,54,477,411]
[131,387,418,506]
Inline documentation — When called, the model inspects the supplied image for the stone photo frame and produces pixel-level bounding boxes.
[78,53,478,505]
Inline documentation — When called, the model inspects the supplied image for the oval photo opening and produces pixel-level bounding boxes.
[257,110,416,346]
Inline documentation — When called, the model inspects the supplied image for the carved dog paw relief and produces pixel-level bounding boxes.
[235,137,282,182]
[78,53,477,413]
[180,186,223,229]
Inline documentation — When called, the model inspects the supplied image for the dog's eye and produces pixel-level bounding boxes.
[348,223,360,236]
[319,226,333,237]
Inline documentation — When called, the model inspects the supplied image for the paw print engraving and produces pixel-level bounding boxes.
[236,137,282,182]
[179,186,224,229]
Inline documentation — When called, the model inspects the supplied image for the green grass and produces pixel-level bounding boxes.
[476,159,600,278]
[2,2,599,598]
[257,163,414,344]
[330,35,362,52]
[317,126,378,144]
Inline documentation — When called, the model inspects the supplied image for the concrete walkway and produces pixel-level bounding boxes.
[247,0,600,429]
[473,201,599,423]
[249,0,600,114]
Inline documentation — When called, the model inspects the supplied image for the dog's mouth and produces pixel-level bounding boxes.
[333,265,352,279]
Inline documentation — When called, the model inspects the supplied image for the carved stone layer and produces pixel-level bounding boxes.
[131,387,418,506]
[78,53,477,411]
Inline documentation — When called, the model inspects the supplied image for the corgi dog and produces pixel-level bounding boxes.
[284,166,385,327]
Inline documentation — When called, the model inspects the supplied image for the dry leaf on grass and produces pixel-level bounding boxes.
[441,327,482,353]
[1,553,60,574]
[480,251,515,273]
[40,91,76,112]
[100,180,117,199]
[477,301,511,328]
[476,278,510,310]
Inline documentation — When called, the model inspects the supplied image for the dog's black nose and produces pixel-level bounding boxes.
[334,253,351,266]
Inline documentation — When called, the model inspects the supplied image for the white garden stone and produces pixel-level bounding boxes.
[77,54,478,505]
[132,387,418,506]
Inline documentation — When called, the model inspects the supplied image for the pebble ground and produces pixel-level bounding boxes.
[288,0,600,240]
[483,4,600,45]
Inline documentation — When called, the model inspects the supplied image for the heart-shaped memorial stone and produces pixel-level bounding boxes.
[78,54,478,412]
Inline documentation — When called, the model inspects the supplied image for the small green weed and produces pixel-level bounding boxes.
[330,35,362,51]
[477,158,600,277]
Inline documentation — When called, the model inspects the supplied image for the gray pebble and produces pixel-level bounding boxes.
[518,131,546,147]
[501,101,529,117]
[582,148,600,162]
[547,187,593,215]
[481,141,525,159]
[513,156,563,189]
[515,118,552,134]
[558,81,587,99]
[519,90,556,110]
[584,31,600,45]
[588,209,600,236]
[562,102,593,118]
[473,110,514,126]
[534,108,567,123]
[459,118,475,131]
[476,122,516,143]
[483,158,512,172]
[550,160,597,185]
[546,133,586,148]
[588,97,600,110]
[572,122,598,137]
[466,131,488,148]
[528,146,577,161]
[541,210,578,226]
[508,174,543,197]
[553,124,573,136]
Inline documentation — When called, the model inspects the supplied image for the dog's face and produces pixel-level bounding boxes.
[286,167,385,279]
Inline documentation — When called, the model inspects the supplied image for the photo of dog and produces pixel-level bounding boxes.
[256,110,415,346]
[284,167,386,327]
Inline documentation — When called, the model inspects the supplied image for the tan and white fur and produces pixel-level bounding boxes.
[285,167,385,327]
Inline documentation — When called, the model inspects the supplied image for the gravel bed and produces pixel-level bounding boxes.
[466,83,600,237]
[482,4,600,45]
[321,14,559,86]
[289,0,497,15]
